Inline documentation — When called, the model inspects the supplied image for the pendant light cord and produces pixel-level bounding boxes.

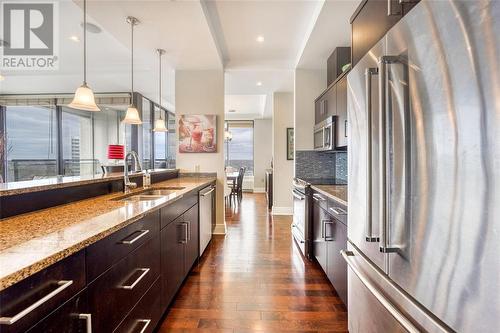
[83,0,87,85]
[158,50,162,120]
[131,21,134,99]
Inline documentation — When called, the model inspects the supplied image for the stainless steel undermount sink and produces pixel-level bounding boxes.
[113,187,185,202]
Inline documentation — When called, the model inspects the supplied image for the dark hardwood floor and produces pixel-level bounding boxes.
[158,193,347,332]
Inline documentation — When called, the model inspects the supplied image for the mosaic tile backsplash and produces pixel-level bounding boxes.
[295,150,347,182]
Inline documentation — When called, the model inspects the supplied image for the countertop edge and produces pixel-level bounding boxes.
[0,177,215,291]
[310,185,348,207]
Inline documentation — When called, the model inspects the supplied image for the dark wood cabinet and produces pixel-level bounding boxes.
[113,278,162,333]
[336,75,348,148]
[326,221,348,306]
[351,0,419,67]
[26,290,89,333]
[327,47,351,86]
[0,252,85,333]
[314,85,336,125]
[87,235,160,333]
[1,188,203,333]
[312,190,348,306]
[86,211,160,282]
[160,215,185,308]
[184,204,199,273]
[312,201,328,272]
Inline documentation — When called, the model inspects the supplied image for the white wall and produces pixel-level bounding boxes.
[175,70,226,234]
[294,69,326,151]
[253,119,272,192]
[272,92,294,215]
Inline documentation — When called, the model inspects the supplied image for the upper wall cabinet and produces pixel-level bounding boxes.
[350,0,420,67]
[327,47,351,86]
[336,75,348,148]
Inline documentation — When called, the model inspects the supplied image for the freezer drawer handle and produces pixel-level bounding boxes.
[365,67,380,243]
[0,280,74,325]
[341,250,420,333]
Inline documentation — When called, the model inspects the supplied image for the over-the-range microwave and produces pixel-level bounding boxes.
[313,116,335,151]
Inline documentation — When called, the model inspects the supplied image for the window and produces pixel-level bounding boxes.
[0,93,175,182]
[224,121,254,175]
[62,108,94,176]
[4,105,58,182]
[142,98,152,170]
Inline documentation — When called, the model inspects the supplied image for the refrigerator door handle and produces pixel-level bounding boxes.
[365,67,380,243]
[379,56,401,253]
[341,250,420,333]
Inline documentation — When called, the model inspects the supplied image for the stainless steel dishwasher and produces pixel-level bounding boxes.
[199,185,215,256]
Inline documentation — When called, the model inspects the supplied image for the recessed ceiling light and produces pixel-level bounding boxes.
[69,35,80,42]
[256,81,262,86]
[228,109,236,113]
[256,36,264,43]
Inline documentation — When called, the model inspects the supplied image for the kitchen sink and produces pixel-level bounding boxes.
[113,186,185,202]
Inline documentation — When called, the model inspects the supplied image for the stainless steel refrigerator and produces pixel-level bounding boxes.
[345,1,500,332]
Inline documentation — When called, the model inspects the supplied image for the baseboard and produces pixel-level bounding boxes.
[212,223,227,235]
[253,187,265,193]
[272,206,293,215]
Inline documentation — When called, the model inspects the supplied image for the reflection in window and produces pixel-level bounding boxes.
[62,108,94,176]
[224,121,254,176]
[142,98,151,169]
[5,105,58,181]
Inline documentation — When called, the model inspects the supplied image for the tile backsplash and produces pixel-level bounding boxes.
[295,150,347,182]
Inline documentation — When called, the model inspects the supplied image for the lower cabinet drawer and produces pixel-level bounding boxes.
[0,251,85,333]
[88,235,160,333]
[26,290,89,333]
[113,277,162,333]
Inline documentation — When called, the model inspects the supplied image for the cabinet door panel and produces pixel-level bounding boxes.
[184,204,199,273]
[336,75,348,147]
[161,216,185,308]
[326,85,337,118]
[327,221,348,306]
[88,236,160,333]
[312,203,328,272]
[26,290,88,333]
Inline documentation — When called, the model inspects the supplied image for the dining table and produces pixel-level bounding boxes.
[226,171,239,187]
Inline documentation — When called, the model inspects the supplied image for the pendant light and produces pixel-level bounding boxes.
[122,16,142,125]
[153,49,168,132]
[68,0,100,112]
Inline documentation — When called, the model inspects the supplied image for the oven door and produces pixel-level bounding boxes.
[292,188,307,256]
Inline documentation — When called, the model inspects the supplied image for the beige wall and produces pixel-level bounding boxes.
[294,69,326,151]
[253,119,272,192]
[175,70,226,234]
[272,92,294,215]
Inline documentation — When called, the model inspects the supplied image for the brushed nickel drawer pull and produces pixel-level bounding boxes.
[120,268,150,290]
[200,187,215,196]
[120,229,150,245]
[329,207,347,216]
[137,319,151,333]
[313,193,325,201]
[78,313,92,333]
[0,280,74,325]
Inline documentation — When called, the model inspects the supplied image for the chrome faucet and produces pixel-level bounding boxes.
[124,151,142,193]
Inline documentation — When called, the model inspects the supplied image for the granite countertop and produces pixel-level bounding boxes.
[0,176,215,291]
[0,169,179,196]
[311,184,348,206]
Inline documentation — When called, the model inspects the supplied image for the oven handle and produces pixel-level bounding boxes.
[292,190,305,201]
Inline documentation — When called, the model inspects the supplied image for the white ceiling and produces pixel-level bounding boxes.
[0,0,361,116]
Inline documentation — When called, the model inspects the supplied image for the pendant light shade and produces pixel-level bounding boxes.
[123,106,142,124]
[69,0,100,112]
[123,16,142,124]
[69,83,100,111]
[153,48,167,132]
[153,117,168,132]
